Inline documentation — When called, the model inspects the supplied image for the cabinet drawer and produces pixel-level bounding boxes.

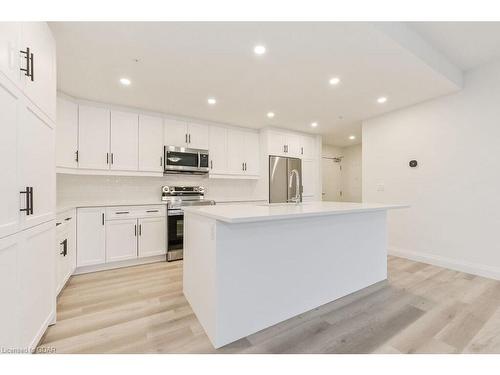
[105,205,165,220]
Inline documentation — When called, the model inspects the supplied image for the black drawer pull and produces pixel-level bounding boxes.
[146,210,159,213]
[115,211,130,214]
[65,217,72,221]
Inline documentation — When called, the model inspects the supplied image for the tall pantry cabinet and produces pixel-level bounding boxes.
[0,22,57,352]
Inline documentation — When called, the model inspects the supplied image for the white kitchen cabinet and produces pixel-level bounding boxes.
[244,132,260,176]
[20,22,57,122]
[300,135,316,159]
[164,118,209,149]
[0,234,20,349]
[267,131,288,156]
[302,159,317,198]
[0,80,20,239]
[110,110,139,171]
[56,96,78,169]
[77,207,106,267]
[17,104,55,231]
[227,129,247,174]
[106,218,138,262]
[266,130,316,159]
[286,133,301,156]
[139,114,164,172]
[0,22,21,86]
[78,104,110,170]
[187,122,209,149]
[138,217,166,258]
[55,209,76,295]
[208,125,227,174]
[17,221,55,349]
[164,118,189,147]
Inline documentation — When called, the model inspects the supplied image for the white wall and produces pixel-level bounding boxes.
[57,174,266,207]
[362,61,500,280]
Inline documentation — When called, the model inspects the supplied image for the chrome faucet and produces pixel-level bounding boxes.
[288,169,301,204]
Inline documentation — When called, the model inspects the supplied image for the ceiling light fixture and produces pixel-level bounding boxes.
[349,135,356,140]
[329,77,340,85]
[119,78,131,86]
[377,96,387,104]
[311,122,318,128]
[254,45,266,55]
[267,112,275,118]
[207,97,217,105]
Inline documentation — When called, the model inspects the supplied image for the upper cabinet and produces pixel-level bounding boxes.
[218,127,260,178]
[78,104,110,170]
[56,97,78,169]
[139,114,164,173]
[164,119,209,150]
[110,110,139,171]
[266,129,317,159]
[208,125,227,174]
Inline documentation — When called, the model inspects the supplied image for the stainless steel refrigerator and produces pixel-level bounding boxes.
[269,156,303,203]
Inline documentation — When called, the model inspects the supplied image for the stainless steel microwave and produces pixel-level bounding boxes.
[164,146,209,174]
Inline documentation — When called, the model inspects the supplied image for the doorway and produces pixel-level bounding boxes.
[321,156,342,201]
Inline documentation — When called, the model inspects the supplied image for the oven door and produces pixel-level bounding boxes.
[164,146,209,174]
[167,210,184,261]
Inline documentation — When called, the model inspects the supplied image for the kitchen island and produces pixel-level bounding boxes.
[182,201,406,348]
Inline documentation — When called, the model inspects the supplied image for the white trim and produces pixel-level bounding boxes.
[29,309,56,353]
[74,254,166,275]
[389,247,500,281]
[56,167,164,178]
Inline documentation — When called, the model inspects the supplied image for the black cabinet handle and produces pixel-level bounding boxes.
[111,153,114,164]
[242,163,244,171]
[301,147,304,155]
[160,156,163,166]
[106,153,109,164]
[56,222,62,226]
[75,150,79,162]
[146,210,159,213]
[134,224,137,237]
[30,51,34,81]
[115,211,129,214]
[60,239,67,256]
[210,160,213,169]
[102,213,104,225]
[20,47,34,81]
[19,186,30,215]
[29,187,33,215]
[185,134,188,143]
[188,134,191,143]
[65,217,72,221]
[139,224,142,236]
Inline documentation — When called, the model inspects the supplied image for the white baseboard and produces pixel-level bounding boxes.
[389,247,500,281]
[74,254,166,275]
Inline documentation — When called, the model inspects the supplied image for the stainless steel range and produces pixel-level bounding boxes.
[162,185,215,261]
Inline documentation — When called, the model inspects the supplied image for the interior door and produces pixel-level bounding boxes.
[227,129,246,174]
[56,96,78,169]
[164,118,188,147]
[106,219,138,263]
[0,80,20,238]
[138,217,166,258]
[110,110,139,171]
[187,122,209,150]
[78,104,110,170]
[17,104,55,230]
[139,114,163,172]
[209,125,227,174]
[322,157,342,201]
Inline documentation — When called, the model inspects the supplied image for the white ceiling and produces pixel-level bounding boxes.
[50,22,465,147]
[408,22,500,72]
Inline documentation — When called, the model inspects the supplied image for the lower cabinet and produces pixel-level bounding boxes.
[0,220,55,351]
[55,209,76,295]
[76,205,166,272]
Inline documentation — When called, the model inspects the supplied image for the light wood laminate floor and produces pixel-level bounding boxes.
[38,256,500,353]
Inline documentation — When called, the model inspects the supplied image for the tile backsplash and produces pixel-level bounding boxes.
[57,173,267,206]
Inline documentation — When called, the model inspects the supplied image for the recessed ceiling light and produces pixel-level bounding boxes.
[377,96,387,104]
[267,112,275,118]
[329,77,340,85]
[207,97,217,105]
[254,45,266,55]
[119,78,131,86]
[311,122,318,128]
[349,135,356,140]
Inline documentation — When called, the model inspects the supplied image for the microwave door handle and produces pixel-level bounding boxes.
[197,152,201,168]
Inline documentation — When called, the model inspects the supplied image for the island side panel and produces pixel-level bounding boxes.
[183,212,218,344]
[214,210,387,348]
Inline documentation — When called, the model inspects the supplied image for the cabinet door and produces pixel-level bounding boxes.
[0,22,21,86]
[17,104,55,230]
[0,81,20,238]
[20,22,57,122]
[226,129,246,175]
[286,133,301,157]
[56,96,78,168]
[267,131,287,156]
[0,234,20,349]
[110,110,138,171]
[244,132,260,176]
[302,159,317,198]
[18,221,55,349]
[208,125,227,174]
[139,114,164,172]
[187,122,209,150]
[76,208,105,267]
[78,104,110,170]
[300,135,315,159]
[138,217,166,258]
[106,219,138,263]
[164,118,188,147]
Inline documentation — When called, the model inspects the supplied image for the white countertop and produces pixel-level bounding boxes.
[182,201,408,223]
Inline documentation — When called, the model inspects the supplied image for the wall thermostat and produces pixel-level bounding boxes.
[409,160,418,168]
